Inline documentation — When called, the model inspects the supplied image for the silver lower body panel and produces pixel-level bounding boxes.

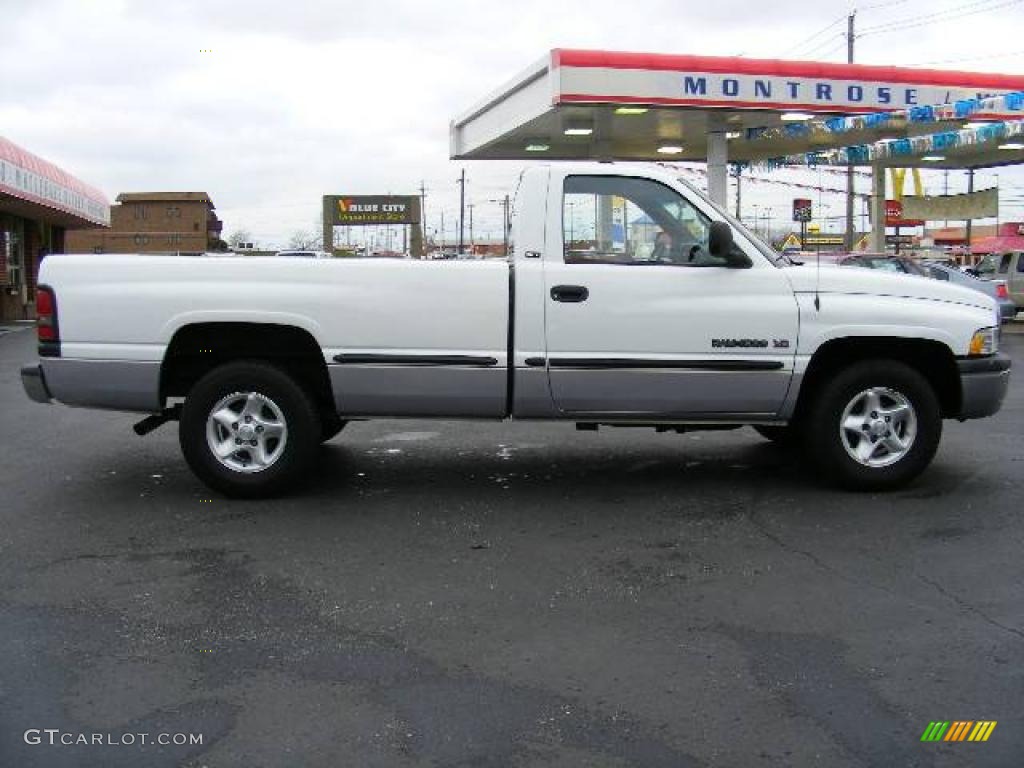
[41,358,163,413]
[329,364,507,417]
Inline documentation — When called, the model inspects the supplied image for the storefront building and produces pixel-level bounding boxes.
[0,136,108,321]
[65,192,225,254]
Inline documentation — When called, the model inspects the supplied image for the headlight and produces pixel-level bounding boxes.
[968,326,998,356]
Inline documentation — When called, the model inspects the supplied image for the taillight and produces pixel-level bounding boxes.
[36,285,58,343]
[996,283,1009,299]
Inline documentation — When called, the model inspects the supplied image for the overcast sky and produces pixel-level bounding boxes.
[3,0,1024,247]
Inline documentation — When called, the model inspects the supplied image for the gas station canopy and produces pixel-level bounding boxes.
[451,49,1024,169]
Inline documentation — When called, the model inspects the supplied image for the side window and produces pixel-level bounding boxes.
[562,175,725,267]
[1016,254,1024,273]
[930,267,950,281]
[998,253,1011,273]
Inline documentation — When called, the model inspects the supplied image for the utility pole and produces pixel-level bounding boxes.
[457,169,466,255]
[844,10,856,252]
[943,169,950,228]
[504,194,511,253]
[491,195,511,255]
[467,203,475,251]
[965,168,974,262]
[440,211,445,252]
[419,180,428,249]
[733,164,742,219]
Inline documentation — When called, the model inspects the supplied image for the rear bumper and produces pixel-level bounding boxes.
[997,299,1017,322]
[957,353,1011,420]
[21,364,52,404]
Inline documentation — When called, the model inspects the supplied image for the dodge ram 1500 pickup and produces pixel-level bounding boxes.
[22,163,1011,496]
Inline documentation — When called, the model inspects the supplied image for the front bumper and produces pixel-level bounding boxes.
[957,353,1011,419]
[21,364,52,404]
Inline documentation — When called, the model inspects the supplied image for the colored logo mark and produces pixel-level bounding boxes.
[920,721,997,742]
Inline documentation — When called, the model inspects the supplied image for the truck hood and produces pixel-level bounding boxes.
[782,263,996,315]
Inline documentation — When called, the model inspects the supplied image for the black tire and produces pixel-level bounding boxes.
[801,360,942,491]
[753,425,793,445]
[179,361,320,498]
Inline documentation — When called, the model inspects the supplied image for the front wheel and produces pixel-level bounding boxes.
[801,360,942,491]
[179,361,320,498]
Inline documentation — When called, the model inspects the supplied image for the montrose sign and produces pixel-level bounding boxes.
[553,50,1024,114]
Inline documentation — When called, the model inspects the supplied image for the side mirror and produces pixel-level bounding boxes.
[708,221,751,268]
[708,221,732,256]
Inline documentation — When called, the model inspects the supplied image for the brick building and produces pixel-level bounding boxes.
[66,192,225,254]
[1,136,109,321]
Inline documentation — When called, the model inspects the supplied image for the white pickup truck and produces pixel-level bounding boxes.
[22,164,1010,497]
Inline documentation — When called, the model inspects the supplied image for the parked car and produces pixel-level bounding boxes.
[969,251,1024,307]
[275,250,332,259]
[21,163,1009,497]
[924,262,1017,323]
[840,253,929,276]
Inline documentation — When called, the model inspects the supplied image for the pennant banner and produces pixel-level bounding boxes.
[745,90,1024,143]
[750,119,1024,170]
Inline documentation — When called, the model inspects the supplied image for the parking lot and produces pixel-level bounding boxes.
[1,324,1021,767]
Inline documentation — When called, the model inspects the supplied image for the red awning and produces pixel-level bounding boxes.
[970,236,1024,255]
[0,136,108,226]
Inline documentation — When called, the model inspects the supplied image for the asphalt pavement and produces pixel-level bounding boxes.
[1,325,1021,767]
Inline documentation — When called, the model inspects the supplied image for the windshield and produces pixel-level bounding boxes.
[677,176,787,266]
[974,254,996,274]
[866,258,904,273]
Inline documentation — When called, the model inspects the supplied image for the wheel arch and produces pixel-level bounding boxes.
[795,336,961,420]
[160,322,334,415]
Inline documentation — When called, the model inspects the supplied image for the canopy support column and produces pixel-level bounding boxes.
[869,162,886,252]
[707,117,728,207]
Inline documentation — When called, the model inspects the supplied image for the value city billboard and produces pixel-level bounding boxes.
[324,195,419,226]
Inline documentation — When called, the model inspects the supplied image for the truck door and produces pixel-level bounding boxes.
[542,172,798,417]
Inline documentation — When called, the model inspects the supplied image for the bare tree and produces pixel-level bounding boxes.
[287,229,321,250]
[227,229,254,249]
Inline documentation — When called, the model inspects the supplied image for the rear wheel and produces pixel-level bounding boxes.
[179,361,320,497]
[801,360,942,490]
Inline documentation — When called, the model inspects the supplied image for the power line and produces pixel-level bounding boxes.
[784,14,848,56]
[859,0,1021,36]
[813,37,850,60]
[797,33,847,59]
[910,49,1024,66]
[858,0,1006,32]
[782,2,911,59]
[855,0,912,11]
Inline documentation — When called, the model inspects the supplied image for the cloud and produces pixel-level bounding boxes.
[2,0,1023,246]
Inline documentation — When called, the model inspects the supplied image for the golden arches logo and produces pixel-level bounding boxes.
[890,167,924,202]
